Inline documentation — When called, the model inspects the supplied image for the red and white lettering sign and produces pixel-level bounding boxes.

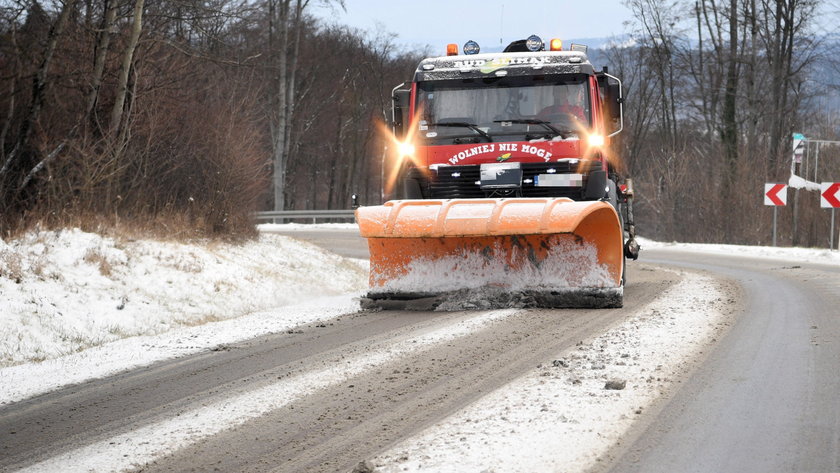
[821,182,840,208]
[764,183,787,206]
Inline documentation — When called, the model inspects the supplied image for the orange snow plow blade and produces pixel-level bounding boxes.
[355,198,624,310]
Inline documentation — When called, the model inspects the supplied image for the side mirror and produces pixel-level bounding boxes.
[392,84,411,140]
[607,82,622,120]
[597,72,623,137]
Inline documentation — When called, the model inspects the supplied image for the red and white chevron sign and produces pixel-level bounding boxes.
[821,182,840,208]
[764,183,787,206]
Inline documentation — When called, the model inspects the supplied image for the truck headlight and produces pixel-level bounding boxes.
[588,134,605,147]
[398,142,416,157]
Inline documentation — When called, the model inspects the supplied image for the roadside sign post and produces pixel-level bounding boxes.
[765,183,788,247]
[791,134,805,246]
[792,133,805,168]
[821,182,840,250]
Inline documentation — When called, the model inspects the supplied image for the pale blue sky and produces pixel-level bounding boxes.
[311,0,635,53]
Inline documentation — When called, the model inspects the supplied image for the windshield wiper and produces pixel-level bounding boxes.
[493,119,574,139]
[431,122,493,142]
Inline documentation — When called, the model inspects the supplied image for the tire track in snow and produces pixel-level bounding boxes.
[16,308,521,473]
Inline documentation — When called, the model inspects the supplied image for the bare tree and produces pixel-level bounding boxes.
[0,0,79,201]
[83,0,118,130]
[720,0,740,189]
[108,0,144,137]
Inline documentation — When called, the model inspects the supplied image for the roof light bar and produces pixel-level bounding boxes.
[570,43,588,53]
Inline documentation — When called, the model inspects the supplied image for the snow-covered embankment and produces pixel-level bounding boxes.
[0,228,368,402]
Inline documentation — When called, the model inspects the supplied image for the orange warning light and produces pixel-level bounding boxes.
[446,43,458,56]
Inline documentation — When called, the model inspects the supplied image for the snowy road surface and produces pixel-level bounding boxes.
[0,225,838,472]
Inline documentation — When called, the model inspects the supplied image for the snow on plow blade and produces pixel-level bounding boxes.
[355,198,624,310]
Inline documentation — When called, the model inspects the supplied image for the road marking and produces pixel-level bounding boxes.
[18,309,520,473]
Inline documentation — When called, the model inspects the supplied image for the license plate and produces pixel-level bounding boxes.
[534,173,583,187]
[480,162,522,189]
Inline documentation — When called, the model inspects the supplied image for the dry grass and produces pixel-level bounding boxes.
[169,253,204,273]
[2,211,259,246]
[83,248,112,276]
[0,250,24,283]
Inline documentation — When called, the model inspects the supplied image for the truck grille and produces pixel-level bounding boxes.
[410,162,593,199]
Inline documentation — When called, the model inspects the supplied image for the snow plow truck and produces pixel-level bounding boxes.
[356,35,640,310]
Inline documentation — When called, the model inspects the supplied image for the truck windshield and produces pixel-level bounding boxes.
[416,74,591,141]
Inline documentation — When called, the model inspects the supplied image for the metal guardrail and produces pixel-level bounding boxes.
[255,209,356,224]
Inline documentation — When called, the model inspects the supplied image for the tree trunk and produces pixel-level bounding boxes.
[721,0,739,194]
[109,0,145,137]
[744,0,759,170]
[0,24,20,158]
[271,0,290,211]
[767,0,785,169]
[84,0,118,132]
[282,0,308,207]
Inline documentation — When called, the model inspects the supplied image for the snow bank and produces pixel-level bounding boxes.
[639,237,840,265]
[0,229,367,367]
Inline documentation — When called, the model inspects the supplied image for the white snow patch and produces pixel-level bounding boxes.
[638,237,840,265]
[372,240,614,294]
[788,173,821,191]
[372,271,731,473]
[0,228,367,379]
[551,134,580,142]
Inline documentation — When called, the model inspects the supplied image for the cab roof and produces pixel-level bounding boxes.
[414,51,595,82]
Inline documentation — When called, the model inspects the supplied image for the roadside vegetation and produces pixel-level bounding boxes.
[0,0,837,245]
[0,0,418,238]
[605,0,840,247]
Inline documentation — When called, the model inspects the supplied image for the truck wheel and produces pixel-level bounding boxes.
[606,179,618,212]
[400,177,423,200]
[607,179,627,288]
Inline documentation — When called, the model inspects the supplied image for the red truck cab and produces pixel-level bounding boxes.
[390,35,625,205]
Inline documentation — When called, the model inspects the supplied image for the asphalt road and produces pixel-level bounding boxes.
[599,251,840,473]
[1,227,838,472]
[261,227,371,259]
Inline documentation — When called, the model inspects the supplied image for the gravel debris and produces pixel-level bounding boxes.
[605,379,627,390]
[352,460,377,473]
